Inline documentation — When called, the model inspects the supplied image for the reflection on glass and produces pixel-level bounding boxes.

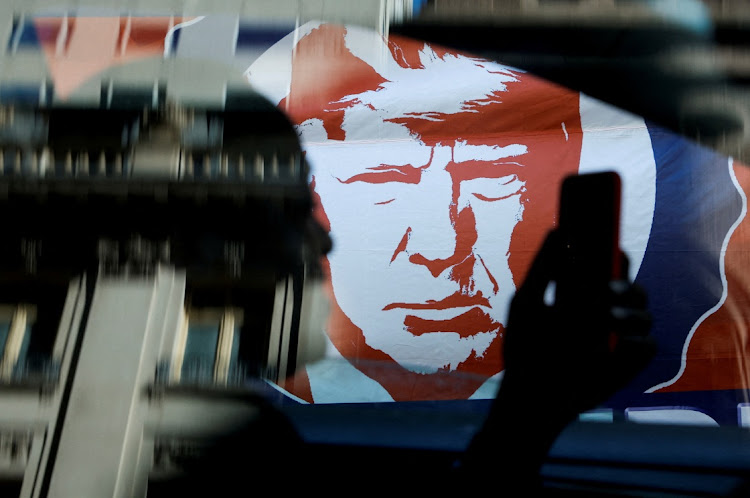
[228,325,240,375]
[0,321,9,358]
[181,322,219,383]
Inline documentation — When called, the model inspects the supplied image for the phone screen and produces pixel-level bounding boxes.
[555,171,622,310]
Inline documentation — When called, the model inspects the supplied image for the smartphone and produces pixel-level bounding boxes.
[555,171,622,312]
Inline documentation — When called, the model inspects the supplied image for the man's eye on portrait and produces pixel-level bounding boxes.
[468,174,526,202]
[336,164,425,185]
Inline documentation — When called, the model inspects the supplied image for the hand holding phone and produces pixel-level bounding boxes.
[464,172,655,487]
[501,170,652,413]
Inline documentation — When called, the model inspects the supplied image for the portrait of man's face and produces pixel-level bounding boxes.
[269,23,583,399]
[309,135,527,373]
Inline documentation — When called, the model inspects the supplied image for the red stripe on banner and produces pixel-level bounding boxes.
[35,16,184,99]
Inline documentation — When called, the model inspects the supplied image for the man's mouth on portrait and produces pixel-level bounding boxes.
[383,293,501,338]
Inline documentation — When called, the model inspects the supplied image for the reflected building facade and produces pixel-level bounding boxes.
[0,0,418,495]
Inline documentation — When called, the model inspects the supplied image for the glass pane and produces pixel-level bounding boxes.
[0,321,10,358]
[181,322,219,383]
[17,322,32,361]
[12,322,34,379]
[228,325,241,379]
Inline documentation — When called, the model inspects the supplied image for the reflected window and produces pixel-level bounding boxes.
[228,325,241,375]
[173,308,244,386]
[0,308,11,359]
[0,304,36,382]
[181,318,220,383]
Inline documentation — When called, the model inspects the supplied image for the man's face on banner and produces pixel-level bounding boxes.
[306,128,528,373]
[283,25,582,384]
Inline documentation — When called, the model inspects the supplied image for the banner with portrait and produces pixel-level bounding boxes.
[245,21,750,426]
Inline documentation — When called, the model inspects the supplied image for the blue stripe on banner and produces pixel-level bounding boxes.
[8,19,39,50]
[621,123,742,395]
[236,24,294,49]
[413,0,429,16]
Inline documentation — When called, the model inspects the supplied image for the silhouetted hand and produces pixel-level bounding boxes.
[459,229,655,487]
